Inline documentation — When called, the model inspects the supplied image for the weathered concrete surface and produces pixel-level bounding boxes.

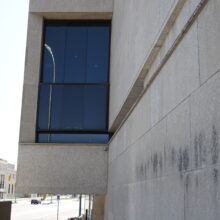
[106,0,220,219]
[16,144,108,195]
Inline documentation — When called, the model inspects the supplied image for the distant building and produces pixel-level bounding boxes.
[0,159,16,199]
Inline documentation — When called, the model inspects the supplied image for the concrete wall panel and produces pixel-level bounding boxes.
[19,14,43,143]
[198,0,220,84]
[29,0,113,13]
[109,0,179,128]
[106,0,220,219]
[190,70,220,169]
[16,144,108,194]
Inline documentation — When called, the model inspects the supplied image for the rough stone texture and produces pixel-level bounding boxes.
[16,144,108,194]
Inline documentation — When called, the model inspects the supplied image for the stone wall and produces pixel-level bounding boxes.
[106,0,220,219]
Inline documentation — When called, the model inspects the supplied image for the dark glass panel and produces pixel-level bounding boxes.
[37,85,50,129]
[48,85,108,130]
[86,26,110,83]
[84,86,107,130]
[64,26,87,82]
[51,85,84,130]
[42,26,66,83]
[42,24,110,83]
[38,133,109,143]
[37,133,49,142]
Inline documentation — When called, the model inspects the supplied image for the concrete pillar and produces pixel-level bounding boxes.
[92,195,105,220]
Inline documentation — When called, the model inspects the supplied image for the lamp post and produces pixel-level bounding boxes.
[44,44,56,142]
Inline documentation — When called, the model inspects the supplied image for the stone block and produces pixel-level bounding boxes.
[190,70,220,169]
[198,0,220,84]
[161,23,199,117]
[165,98,192,175]
[184,165,220,220]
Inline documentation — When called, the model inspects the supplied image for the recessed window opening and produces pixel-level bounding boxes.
[36,20,111,143]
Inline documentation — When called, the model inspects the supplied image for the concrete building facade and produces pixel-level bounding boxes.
[17,0,220,219]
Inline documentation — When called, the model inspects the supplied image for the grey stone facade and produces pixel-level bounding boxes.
[17,0,220,219]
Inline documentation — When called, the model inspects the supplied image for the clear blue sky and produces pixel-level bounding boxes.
[0,0,29,165]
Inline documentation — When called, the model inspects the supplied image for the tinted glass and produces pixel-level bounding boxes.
[38,85,108,131]
[86,26,110,83]
[37,85,50,129]
[42,23,110,83]
[37,21,110,144]
[42,26,66,83]
[38,133,109,143]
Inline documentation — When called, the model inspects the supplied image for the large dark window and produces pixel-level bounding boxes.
[37,20,110,143]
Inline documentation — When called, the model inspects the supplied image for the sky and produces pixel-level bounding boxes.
[0,0,29,165]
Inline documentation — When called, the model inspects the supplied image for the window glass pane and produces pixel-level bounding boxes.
[38,133,109,143]
[37,85,50,129]
[38,134,49,142]
[64,26,87,83]
[37,21,110,143]
[43,26,66,83]
[51,85,84,130]
[42,24,110,83]
[38,85,108,131]
[48,85,108,130]
[86,26,110,83]
[84,86,108,130]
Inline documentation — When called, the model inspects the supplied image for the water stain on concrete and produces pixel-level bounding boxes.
[194,136,199,168]
[159,154,163,172]
[178,149,183,172]
[153,153,158,174]
[212,168,218,184]
[182,148,189,171]
[185,174,190,193]
[178,148,189,172]
[199,132,206,165]
[171,148,176,167]
[195,175,199,188]
[194,131,206,168]
[211,125,219,164]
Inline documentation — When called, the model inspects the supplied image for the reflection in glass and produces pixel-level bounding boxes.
[37,21,110,144]
[42,23,110,83]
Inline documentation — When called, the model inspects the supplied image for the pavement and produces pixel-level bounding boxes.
[11,198,81,220]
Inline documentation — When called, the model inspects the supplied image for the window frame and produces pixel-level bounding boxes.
[36,19,111,143]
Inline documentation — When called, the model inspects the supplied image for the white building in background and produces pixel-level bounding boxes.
[0,159,16,199]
